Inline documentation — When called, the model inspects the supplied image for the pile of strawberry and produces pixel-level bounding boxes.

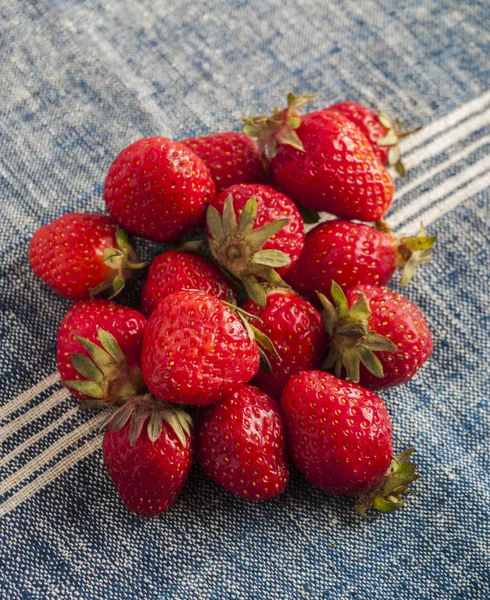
[30,94,436,518]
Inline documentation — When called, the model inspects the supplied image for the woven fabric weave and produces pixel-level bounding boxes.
[1,1,489,598]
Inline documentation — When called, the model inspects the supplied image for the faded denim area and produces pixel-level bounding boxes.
[1,1,489,599]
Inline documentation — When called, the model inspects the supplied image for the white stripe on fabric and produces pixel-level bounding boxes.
[395,134,490,202]
[389,155,490,229]
[0,413,106,497]
[0,387,70,445]
[401,89,490,154]
[1,407,78,467]
[405,170,490,235]
[0,436,102,518]
[403,108,490,171]
[1,90,490,516]
[0,372,60,422]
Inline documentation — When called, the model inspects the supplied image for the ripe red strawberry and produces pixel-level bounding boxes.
[180,132,267,192]
[320,282,433,389]
[329,101,389,164]
[103,396,193,516]
[285,220,436,305]
[243,93,394,221]
[104,137,216,242]
[243,289,327,400]
[30,213,145,300]
[142,290,260,406]
[196,385,289,500]
[140,250,236,317]
[281,370,419,515]
[329,101,420,176]
[206,184,304,306]
[57,299,146,403]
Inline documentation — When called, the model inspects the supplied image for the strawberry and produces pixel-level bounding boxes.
[104,137,216,242]
[243,289,327,400]
[140,250,236,318]
[320,282,433,389]
[285,220,437,305]
[206,184,304,307]
[242,93,395,222]
[180,132,267,192]
[57,299,147,403]
[141,290,260,406]
[196,384,289,500]
[102,396,193,516]
[329,101,420,176]
[29,213,145,300]
[280,370,419,515]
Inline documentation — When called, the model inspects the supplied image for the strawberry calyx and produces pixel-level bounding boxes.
[355,448,421,518]
[90,228,147,300]
[63,328,146,405]
[207,194,291,307]
[69,329,193,448]
[101,394,193,448]
[222,298,281,374]
[376,112,421,177]
[318,281,397,383]
[242,92,317,159]
[375,220,437,287]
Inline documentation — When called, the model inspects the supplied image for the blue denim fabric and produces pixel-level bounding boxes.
[1,1,489,598]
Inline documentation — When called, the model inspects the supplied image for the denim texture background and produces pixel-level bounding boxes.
[1,1,489,599]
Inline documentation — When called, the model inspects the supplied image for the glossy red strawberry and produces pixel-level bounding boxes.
[243,289,327,400]
[329,102,390,165]
[29,213,144,300]
[103,397,193,516]
[285,220,436,305]
[180,132,266,192]
[329,101,420,176]
[197,385,289,500]
[140,250,236,317]
[104,137,216,242]
[206,184,304,307]
[57,299,146,403]
[142,290,260,406]
[243,93,394,221]
[281,371,419,515]
[281,371,392,494]
[320,283,433,389]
